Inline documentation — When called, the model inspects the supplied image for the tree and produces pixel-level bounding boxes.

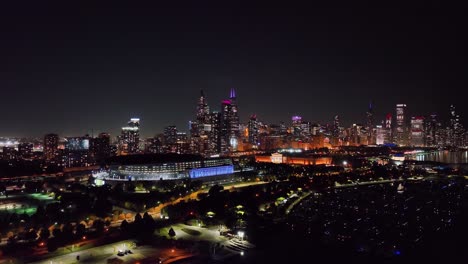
[39,228,50,240]
[62,223,74,242]
[26,229,38,241]
[143,212,155,227]
[120,220,129,233]
[52,228,62,239]
[208,184,224,197]
[93,219,105,234]
[47,238,58,252]
[168,227,176,238]
[76,224,86,238]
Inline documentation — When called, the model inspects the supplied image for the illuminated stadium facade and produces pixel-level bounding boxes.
[98,154,234,181]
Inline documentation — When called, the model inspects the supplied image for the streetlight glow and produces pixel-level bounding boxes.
[238,231,244,240]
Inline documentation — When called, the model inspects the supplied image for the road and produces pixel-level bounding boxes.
[30,239,192,264]
[144,180,268,219]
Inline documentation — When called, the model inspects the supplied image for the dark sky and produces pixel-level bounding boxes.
[0,2,466,138]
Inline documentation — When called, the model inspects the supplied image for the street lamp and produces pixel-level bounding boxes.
[237,231,244,241]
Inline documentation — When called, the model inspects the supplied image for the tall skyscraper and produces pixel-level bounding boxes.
[91,132,111,163]
[164,125,178,145]
[424,114,439,147]
[376,125,385,145]
[44,133,59,161]
[449,105,465,147]
[219,88,241,152]
[394,104,408,146]
[191,90,211,137]
[120,118,140,154]
[385,113,393,144]
[229,88,240,138]
[248,114,259,147]
[197,90,210,127]
[366,101,374,144]
[209,111,222,154]
[220,99,232,152]
[18,142,33,159]
[410,116,425,147]
[291,115,302,137]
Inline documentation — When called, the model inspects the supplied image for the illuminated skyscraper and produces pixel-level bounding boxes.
[219,88,240,152]
[385,113,393,144]
[91,132,111,163]
[209,111,222,153]
[366,101,374,144]
[291,115,302,137]
[394,104,408,146]
[164,125,178,145]
[229,88,240,137]
[220,99,232,152]
[376,125,385,145]
[44,133,59,161]
[424,114,439,147]
[18,142,33,159]
[410,116,425,147]
[248,114,259,146]
[120,118,140,154]
[449,105,465,147]
[191,90,210,137]
[332,115,340,138]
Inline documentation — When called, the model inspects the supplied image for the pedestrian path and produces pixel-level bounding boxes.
[224,239,255,252]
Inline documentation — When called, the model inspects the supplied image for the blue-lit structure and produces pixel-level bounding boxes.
[189,165,234,179]
[99,154,234,181]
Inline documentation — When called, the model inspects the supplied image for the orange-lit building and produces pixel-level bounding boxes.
[255,152,332,165]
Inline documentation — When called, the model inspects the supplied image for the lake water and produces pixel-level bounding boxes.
[409,150,468,164]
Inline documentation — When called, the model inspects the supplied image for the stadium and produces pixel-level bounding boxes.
[94,154,234,182]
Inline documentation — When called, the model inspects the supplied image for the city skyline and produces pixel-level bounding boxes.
[1,2,466,137]
[0,88,465,139]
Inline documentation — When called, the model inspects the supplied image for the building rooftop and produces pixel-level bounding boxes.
[107,153,208,165]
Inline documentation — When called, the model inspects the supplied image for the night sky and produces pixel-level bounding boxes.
[1,2,466,138]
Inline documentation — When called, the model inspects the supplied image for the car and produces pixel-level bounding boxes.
[125,249,133,254]
[117,250,125,256]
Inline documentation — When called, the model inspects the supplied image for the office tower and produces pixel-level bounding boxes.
[394,104,408,146]
[424,114,438,147]
[331,115,341,146]
[190,90,212,155]
[209,111,222,154]
[164,125,178,145]
[18,142,33,159]
[385,113,392,143]
[220,100,231,152]
[197,90,210,132]
[300,121,311,138]
[410,116,425,147]
[175,132,190,154]
[449,105,465,147]
[366,101,374,144]
[229,88,240,139]
[376,125,385,145]
[145,136,163,154]
[333,115,340,138]
[291,116,302,137]
[120,118,140,154]
[350,124,364,146]
[91,133,111,163]
[2,147,17,160]
[44,133,59,161]
[63,135,92,168]
[248,114,259,146]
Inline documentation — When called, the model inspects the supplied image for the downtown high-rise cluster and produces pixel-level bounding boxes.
[0,91,466,171]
